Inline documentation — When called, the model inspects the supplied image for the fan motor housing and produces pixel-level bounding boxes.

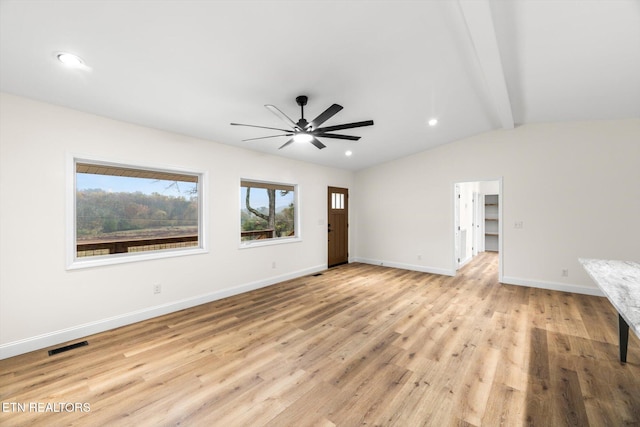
[296,95,308,107]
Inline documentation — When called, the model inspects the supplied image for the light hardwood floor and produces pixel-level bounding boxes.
[1,252,639,426]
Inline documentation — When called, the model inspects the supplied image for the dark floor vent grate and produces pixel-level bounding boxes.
[48,341,88,356]
[312,273,323,277]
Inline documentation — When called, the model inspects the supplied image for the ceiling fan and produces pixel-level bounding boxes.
[231,95,374,150]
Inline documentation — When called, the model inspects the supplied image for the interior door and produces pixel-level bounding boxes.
[473,192,480,256]
[328,187,348,267]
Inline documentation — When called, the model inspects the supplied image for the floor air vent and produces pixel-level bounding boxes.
[312,273,323,277]
[48,341,88,356]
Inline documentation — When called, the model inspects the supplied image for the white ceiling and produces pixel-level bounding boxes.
[1,0,639,171]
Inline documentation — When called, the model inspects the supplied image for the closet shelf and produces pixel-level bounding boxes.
[484,194,499,252]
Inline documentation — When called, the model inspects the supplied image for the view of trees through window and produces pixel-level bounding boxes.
[75,162,200,258]
[241,180,296,242]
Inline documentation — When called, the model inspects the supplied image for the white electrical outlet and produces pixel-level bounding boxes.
[514,221,524,229]
[272,262,276,269]
[153,284,161,294]
[561,269,569,277]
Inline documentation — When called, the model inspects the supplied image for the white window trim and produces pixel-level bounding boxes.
[239,179,301,249]
[66,154,208,270]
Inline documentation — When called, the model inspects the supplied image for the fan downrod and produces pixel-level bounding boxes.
[296,95,309,123]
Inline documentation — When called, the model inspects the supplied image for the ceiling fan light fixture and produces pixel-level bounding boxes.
[293,132,313,143]
[232,96,374,150]
[345,150,353,157]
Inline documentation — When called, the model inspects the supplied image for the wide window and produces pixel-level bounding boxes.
[68,158,206,268]
[240,179,298,245]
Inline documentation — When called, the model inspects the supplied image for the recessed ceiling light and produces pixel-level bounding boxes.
[428,118,438,126]
[345,150,353,157]
[56,52,85,68]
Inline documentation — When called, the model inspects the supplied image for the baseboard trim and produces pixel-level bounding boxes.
[458,255,473,269]
[501,276,604,297]
[0,264,326,360]
[351,257,455,277]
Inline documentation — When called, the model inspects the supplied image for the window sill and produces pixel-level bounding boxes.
[239,236,301,249]
[67,247,208,270]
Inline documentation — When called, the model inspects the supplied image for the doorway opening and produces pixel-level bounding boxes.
[453,179,502,281]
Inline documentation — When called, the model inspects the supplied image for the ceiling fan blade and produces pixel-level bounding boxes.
[265,105,301,130]
[314,133,361,141]
[279,138,295,150]
[231,122,292,133]
[308,104,343,130]
[315,120,374,133]
[242,134,292,142]
[310,136,326,150]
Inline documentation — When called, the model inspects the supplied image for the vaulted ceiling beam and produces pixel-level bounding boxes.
[458,0,514,129]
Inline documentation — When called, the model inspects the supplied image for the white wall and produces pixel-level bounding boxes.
[0,93,354,358]
[353,119,640,293]
[3,92,639,359]
[478,180,499,194]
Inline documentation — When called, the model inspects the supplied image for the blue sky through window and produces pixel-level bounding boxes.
[77,173,196,197]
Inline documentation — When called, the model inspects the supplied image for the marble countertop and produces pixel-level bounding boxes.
[580,258,640,338]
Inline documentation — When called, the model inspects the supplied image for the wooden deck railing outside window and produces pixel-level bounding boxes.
[240,229,275,241]
[77,235,199,257]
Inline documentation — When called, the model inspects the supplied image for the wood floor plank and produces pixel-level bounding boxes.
[263,381,348,427]
[455,346,501,426]
[481,383,526,427]
[1,252,639,426]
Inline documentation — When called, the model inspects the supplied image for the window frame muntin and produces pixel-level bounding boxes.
[66,154,208,270]
[239,178,301,248]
